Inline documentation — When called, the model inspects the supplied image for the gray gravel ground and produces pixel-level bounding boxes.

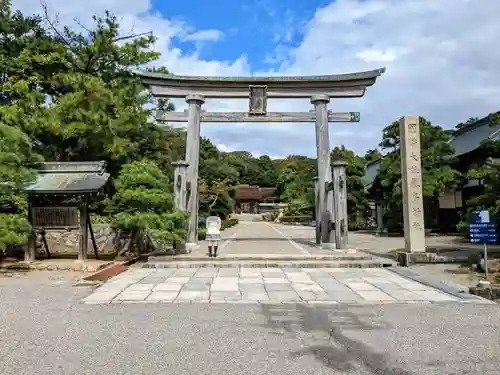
[1,275,499,375]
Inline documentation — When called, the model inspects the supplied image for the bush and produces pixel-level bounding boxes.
[198,228,207,240]
[456,221,469,238]
[105,161,187,252]
[221,218,238,230]
[280,215,311,224]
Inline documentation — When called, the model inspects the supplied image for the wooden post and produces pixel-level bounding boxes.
[25,200,36,262]
[332,161,349,249]
[376,202,384,235]
[184,94,205,248]
[311,94,335,246]
[87,213,99,259]
[313,177,321,244]
[172,161,189,211]
[399,116,426,252]
[78,196,88,261]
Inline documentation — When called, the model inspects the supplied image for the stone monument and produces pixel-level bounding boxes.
[399,116,426,253]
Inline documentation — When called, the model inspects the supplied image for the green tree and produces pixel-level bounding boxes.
[276,156,316,215]
[0,124,42,251]
[0,1,47,251]
[8,7,171,177]
[467,113,500,216]
[105,160,186,252]
[364,149,382,164]
[376,117,460,231]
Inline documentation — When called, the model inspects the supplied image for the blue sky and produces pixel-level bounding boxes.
[152,0,329,71]
[11,0,500,158]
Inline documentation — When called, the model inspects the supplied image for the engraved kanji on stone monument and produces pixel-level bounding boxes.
[408,123,418,133]
[411,221,423,231]
[409,136,418,145]
[411,207,422,217]
[400,116,426,253]
[410,177,421,189]
[409,165,419,175]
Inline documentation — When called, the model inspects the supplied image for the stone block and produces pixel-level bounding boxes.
[217,269,240,277]
[291,283,324,292]
[267,291,300,301]
[307,301,339,305]
[211,286,239,292]
[176,291,210,301]
[397,252,449,266]
[393,281,432,291]
[383,289,427,301]
[296,290,329,301]
[82,292,118,303]
[125,284,155,292]
[182,283,210,291]
[353,290,396,302]
[194,270,218,278]
[153,283,184,292]
[413,290,457,302]
[244,293,269,301]
[262,278,289,284]
[138,278,167,285]
[265,283,294,291]
[210,291,241,299]
[239,284,266,293]
[174,269,197,277]
[147,292,179,302]
[324,291,361,302]
[469,286,495,300]
[239,278,263,284]
[213,277,238,284]
[344,282,379,291]
[167,277,191,284]
[115,291,150,301]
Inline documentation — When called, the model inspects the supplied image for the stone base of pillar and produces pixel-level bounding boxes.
[319,243,337,250]
[184,242,199,252]
[398,251,435,266]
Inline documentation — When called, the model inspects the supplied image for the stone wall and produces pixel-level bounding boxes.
[43,224,115,255]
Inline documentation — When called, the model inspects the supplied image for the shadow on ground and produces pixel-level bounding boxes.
[259,303,413,374]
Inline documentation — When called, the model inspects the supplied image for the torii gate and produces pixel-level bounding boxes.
[138,68,386,251]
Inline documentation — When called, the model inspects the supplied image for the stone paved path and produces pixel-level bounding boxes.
[82,267,489,305]
[187,221,344,258]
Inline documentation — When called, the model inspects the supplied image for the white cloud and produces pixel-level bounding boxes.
[181,29,224,42]
[10,0,500,158]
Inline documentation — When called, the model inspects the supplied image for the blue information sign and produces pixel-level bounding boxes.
[470,210,497,244]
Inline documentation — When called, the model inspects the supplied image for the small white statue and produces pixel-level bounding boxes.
[205,216,221,257]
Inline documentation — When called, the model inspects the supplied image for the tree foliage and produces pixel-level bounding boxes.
[0,1,186,251]
[0,124,42,249]
[2,1,490,254]
[363,149,382,164]
[375,117,460,231]
[276,156,316,215]
[105,161,187,250]
[467,113,500,216]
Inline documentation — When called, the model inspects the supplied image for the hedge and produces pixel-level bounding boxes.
[280,215,311,224]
